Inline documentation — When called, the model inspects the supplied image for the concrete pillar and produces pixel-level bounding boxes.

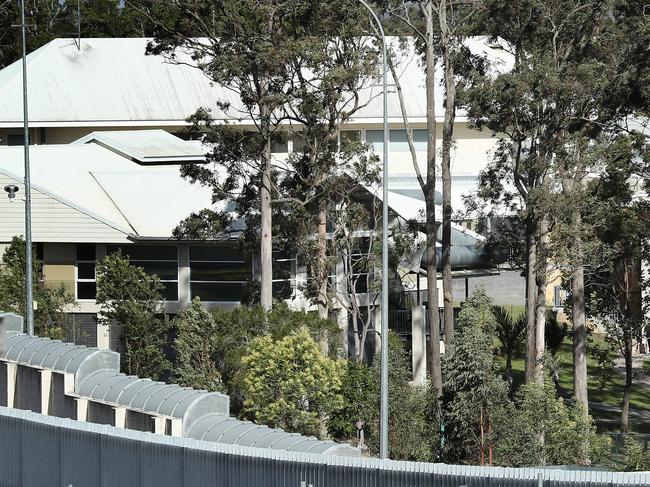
[76,398,88,422]
[153,416,166,435]
[40,370,52,414]
[170,418,182,437]
[411,305,427,385]
[178,244,191,307]
[63,373,75,395]
[6,362,17,408]
[114,407,126,428]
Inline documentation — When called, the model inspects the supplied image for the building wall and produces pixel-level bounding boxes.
[451,270,526,306]
[0,174,129,244]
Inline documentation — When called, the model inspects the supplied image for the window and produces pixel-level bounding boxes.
[271,133,289,153]
[190,244,250,302]
[273,251,296,299]
[106,245,179,301]
[412,129,428,151]
[7,134,29,146]
[365,130,384,153]
[554,285,565,308]
[76,244,97,300]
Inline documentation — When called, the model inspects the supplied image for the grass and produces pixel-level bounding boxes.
[497,337,650,434]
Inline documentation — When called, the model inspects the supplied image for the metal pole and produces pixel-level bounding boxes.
[20,0,34,336]
[358,0,389,459]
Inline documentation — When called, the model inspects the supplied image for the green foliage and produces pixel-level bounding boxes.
[173,298,224,392]
[623,436,650,472]
[365,333,438,462]
[95,252,170,380]
[173,303,340,414]
[497,374,608,467]
[240,327,344,438]
[327,359,374,440]
[0,236,73,339]
[442,290,512,464]
[588,337,616,389]
[493,304,525,386]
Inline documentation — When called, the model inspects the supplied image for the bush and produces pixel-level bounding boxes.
[240,327,344,438]
[497,374,608,467]
[174,298,224,392]
[328,359,375,440]
[442,290,512,464]
[209,303,341,412]
[365,333,438,461]
[623,435,650,471]
[95,252,170,380]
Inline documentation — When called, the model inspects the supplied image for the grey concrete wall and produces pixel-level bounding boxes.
[50,372,75,419]
[15,365,41,413]
[126,410,153,432]
[87,401,115,426]
[453,270,526,306]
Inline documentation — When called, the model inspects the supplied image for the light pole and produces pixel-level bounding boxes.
[358,0,389,460]
[19,0,34,336]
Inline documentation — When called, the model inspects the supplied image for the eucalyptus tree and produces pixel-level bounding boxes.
[463,0,631,387]
[145,0,327,309]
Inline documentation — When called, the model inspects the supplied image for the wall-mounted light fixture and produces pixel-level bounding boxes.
[4,185,19,202]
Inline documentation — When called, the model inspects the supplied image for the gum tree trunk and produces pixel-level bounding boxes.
[440,0,456,345]
[525,232,538,383]
[259,102,273,310]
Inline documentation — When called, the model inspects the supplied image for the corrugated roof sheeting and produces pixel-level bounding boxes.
[0,332,119,386]
[1,406,648,487]
[0,37,513,126]
[76,369,229,427]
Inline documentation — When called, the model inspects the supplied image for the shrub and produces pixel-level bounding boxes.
[365,333,438,461]
[497,374,608,467]
[174,298,224,392]
[328,359,375,440]
[95,252,170,380]
[240,327,344,438]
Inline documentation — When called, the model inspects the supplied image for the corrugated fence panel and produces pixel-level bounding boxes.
[1,406,649,487]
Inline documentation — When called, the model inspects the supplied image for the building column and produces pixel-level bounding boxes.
[153,416,166,435]
[6,362,17,408]
[114,406,126,428]
[170,418,182,437]
[76,398,88,422]
[411,305,427,385]
[40,370,52,414]
[178,244,191,308]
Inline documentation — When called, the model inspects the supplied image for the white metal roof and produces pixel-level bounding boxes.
[0,139,214,239]
[73,130,206,164]
[0,37,513,128]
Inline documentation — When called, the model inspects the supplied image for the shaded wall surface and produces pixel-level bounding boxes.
[1,406,648,487]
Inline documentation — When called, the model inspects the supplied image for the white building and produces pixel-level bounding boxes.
[0,37,525,364]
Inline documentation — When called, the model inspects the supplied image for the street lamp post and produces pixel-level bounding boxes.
[358,0,389,460]
[19,0,34,336]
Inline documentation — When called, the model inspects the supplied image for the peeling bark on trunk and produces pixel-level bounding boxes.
[424,1,442,394]
[525,233,538,383]
[534,216,549,382]
[440,0,455,345]
[317,202,329,320]
[622,343,632,433]
[572,261,588,409]
[260,103,273,311]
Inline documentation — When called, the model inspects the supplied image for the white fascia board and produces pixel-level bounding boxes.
[0,116,467,129]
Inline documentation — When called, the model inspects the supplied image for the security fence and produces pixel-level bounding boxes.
[1,406,649,487]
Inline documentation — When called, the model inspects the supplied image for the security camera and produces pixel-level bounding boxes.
[4,185,19,202]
